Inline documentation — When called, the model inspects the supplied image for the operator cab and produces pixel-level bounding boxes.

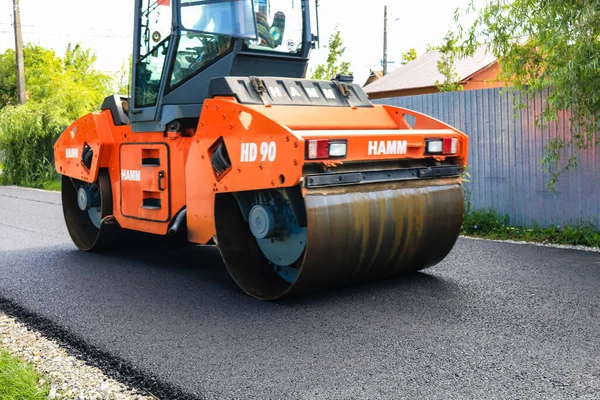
[118,0,318,133]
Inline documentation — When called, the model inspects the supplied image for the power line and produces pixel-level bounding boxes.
[0,30,132,38]
[0,22,131,34]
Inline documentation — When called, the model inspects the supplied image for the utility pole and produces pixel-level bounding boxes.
[383,5,387,76]
[13,0,26,104]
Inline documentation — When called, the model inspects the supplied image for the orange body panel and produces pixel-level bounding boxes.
[185,98,468,244]
[54,112,115,184]
[55,110,191,236]
[55,97,468,244]
[185,99,306,244]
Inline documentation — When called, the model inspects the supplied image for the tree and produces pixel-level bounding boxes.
[434,33,464,92]
[0,43,114,120]
[0,43,116,188]
[115,55,133,95]
[310,25,352,80]
[447,0,600,190]
[56,43,114,120]
[400,48,417,65]
[0,45,60,108]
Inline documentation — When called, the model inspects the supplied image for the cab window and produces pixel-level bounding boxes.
[244,0,304,55]
[134,0,172,108]
[170,32,233,88]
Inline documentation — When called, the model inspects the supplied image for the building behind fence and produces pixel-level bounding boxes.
[372,87,600,229]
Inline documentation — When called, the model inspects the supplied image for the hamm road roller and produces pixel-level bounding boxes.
[53,0,469,300]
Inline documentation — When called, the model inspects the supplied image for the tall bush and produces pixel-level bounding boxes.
[0,42,116,188]
[0,104,68,187]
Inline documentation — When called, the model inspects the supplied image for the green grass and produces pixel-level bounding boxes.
[0,179,61,192]
[461,208,600,248]
[39,179,61,192]
[0,350,50,400]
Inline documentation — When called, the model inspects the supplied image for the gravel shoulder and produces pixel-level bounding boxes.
[459,235,600,252]
[0,312,156,400]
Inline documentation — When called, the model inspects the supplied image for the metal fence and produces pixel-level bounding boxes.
[372,88,600,229]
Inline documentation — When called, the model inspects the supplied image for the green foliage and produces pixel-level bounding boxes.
[0,42,116,188]
[461,164,472,183]
[41,179,62,192]
[0,103,68,188]
[461,208,600,248]
[434,33,464,92]
[115,55,133,95]
[400,48,417,65]
[310,26,352,80]
[0,43,114,121]
[58,44,114,120]
[447,0,600,190]
[462,208,509,236]
[0,350,50,400]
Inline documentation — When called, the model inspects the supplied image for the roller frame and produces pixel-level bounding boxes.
[54,77,469,300]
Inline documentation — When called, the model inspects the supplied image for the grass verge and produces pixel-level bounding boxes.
[461,208,600,248]
[39,179,61,192]
[0,350,50,400]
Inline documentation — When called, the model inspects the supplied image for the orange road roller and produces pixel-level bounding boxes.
[54,0,468,300]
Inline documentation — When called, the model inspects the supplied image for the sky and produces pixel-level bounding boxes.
[0,0,485,86]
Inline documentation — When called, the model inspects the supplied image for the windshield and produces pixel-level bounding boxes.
[180,0,257,40]
[244,0,304,55]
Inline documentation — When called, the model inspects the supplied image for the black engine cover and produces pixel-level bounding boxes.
[206,76,373,108]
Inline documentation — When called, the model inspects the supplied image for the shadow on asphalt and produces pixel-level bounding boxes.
[103,246,457,307]
[3,234,463,310]
[275,271,460,307]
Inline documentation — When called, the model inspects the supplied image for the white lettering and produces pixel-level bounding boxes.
[386,141,398,155]
[241,142,276,163]
[65,148,79,159]
[397,140,408,154]
[367,140,408,156]
[323,88,336,100]
[121,169,141,182]
[249,143,258,162]
[260,142,268,162]
[269,86,283,98]
[241,143,249,162]
[368,141,378,156]
[240,143,258,163]
[306,88,319,98]
[268,141,277,162]
[290,87,302,98]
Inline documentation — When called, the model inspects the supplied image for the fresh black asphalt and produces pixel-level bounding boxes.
[0,185,599,399]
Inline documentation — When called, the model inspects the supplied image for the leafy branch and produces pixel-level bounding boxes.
[310,25,352,80]
[444,0,600,191]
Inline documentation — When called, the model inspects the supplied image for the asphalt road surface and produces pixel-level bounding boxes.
[1,185,599,400]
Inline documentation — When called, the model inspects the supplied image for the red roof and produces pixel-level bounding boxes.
[363,46,497,94]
